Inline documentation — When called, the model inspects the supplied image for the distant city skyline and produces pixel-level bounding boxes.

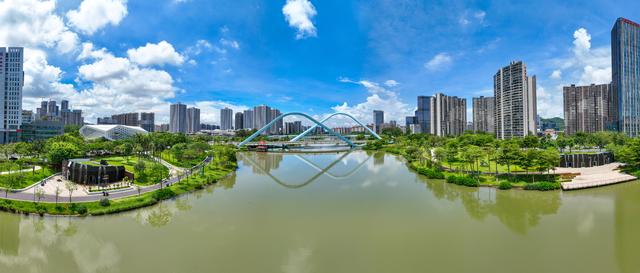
[3,1,638,127]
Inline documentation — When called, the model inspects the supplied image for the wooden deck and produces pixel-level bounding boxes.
[557,163,637,190]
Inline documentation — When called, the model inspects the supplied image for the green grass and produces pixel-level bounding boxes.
[0,160,236,216]
[92,156,169,186]
[0,166,56,189]
[160,151,206,168]
[442,160,526,173]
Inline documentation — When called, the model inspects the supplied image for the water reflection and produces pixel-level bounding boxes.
[0,215,121,273]
[419,176,561,234]
[0,215,19,255]
[239,151,371,188]
[615,184,640,273]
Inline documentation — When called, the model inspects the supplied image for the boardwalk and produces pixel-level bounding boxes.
[557,163,637,190]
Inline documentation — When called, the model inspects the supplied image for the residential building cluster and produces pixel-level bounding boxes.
[98,112,155,132]
[169,103,200,134]
[406,93,468,137]
[217,105,284,134]
[403,17,640,139]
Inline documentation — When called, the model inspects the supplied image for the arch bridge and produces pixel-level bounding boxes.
[237,112,382,148]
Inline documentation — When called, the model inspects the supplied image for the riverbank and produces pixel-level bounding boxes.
[0,157,237,217]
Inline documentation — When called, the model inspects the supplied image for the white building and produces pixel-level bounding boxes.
[170,103,187,133]
[220,107,233,130]
[0,47,23,143]
[243,109,254,129]
[494,61,537,139]
[187,107,200,134]
[79,125,148,141]
[430,93,467,136]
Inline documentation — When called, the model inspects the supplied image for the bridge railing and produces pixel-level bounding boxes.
[237,112,382,148]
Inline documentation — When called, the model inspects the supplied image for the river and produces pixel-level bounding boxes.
[0,151,639,273]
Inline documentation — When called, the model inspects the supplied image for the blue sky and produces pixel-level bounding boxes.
[1,0,638,125]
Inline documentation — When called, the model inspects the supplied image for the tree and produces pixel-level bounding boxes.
[65,181,77,203]
[34,187,45,203]
[3,175,20,198]
[590,132,612,151]
[47,142,81,165]
[616,138,640,168]
[537,148,560,174]
[517,149,538,174]
[134,160,147,182]
[555,137,569,153]
[460,145,482,174]
[522,135,540,149]
[381,127,404,137]
[497,143,519,175]
[54,186,62,204]
[433,147,445,168]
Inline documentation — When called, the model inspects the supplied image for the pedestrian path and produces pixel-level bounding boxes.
[2,156,212,203]
[0,165,42,175]
[557,163,637,190]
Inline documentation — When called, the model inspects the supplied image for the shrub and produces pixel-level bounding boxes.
[152,188,177,201]
[445,175,479,187]
[416,166,445,179]
[523,182,561,191]
[498,181,512,190]
[99,198,111,207]
[76,205,88,215]
[496,173,559,183]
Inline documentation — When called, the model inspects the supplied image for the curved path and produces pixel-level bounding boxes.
[1,157,212,204]
[0,165,42,175]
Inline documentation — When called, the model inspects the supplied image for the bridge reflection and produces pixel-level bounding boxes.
[238,152,371,188]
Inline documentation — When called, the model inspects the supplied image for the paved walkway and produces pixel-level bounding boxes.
[0,165,42,175]
[152,156,186,177]
[557,163,637,190]
[2,157,212,203]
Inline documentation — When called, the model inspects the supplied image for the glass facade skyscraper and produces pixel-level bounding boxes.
[415,95,431,133]
[611,17,640,136]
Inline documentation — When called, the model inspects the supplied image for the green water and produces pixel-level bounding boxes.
[1,151,639,273]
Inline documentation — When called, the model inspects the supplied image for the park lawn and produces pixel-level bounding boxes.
[93,156,169,186]
[442,160,526,173]
[0,166,56,189]
[0,160,237,216]
[160,150,206,168]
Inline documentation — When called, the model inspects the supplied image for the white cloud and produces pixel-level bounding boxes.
[458,17,470,26]
[127,41,185,66]
[424,53,452,71]
[23,48,76,99]
[66,0,128,35]
[539,28,612,118]
[0,0,79,53]
[220,38,240,50]
[282,0,317,39]
[68,44,179,122]
[474,11,486,21]
[323,79,412,126]
[384,80,399,87]
[459,10,486,27]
